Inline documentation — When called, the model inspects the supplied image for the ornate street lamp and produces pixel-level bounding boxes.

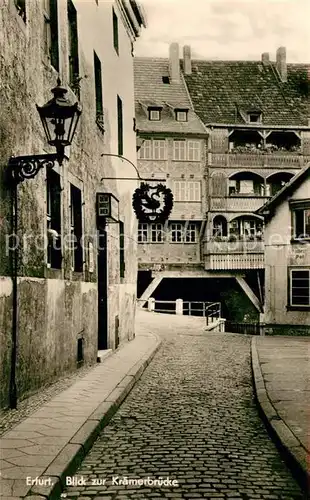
[9,78,82,183]
[36,79,82,165]
[7,79,81,409]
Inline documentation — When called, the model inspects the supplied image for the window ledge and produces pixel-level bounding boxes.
[96,115,105,134]
[286,305,310,311]
[72,271,84,281]
[290,238,310,244]
[45,267,63,279]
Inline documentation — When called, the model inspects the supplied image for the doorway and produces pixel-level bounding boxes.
[97,226,108,350]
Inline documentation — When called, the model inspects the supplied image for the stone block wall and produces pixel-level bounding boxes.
[0,0,140,408]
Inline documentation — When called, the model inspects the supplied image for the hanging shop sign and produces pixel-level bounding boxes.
[96,192,119,223]
[132,183,173,223]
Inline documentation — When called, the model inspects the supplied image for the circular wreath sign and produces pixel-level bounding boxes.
[132,183,174,223]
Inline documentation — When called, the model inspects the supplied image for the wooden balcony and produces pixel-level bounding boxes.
[203,239,264,270]
[210,196,270,212]
[211,152,309,168]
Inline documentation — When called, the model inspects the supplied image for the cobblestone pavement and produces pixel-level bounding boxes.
[64,326,305,500]
[0,363,95,436]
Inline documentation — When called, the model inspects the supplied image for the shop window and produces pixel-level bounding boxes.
[117,95,123,155]
[94,51,104,132]
[43,0,59,70]
[113,7,119,54]
[70,184,83,272]
[47,169,62,269]
[292,206,310,240]
[289,269,310,308]
[119,221,125,278]
[68,0,79,97]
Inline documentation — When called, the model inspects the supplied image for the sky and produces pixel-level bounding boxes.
[134,0,310,63]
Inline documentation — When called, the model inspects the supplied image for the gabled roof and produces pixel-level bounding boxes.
[183,60,310,126]
[257,163,310,220]
[134,58,207,135]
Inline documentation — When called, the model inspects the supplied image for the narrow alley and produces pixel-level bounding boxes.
[62,313,304,500]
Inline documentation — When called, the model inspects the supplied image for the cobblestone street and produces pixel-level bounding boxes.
[63,318,304,500]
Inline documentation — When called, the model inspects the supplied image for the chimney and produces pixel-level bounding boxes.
[183,45,192,75]
[261,52,270,65]
[169,42,180,83]
[276,46,287,82]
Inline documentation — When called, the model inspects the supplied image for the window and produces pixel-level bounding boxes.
[119,221,125,278]
[294,208,310,240]
[162,76,170,84]
[47,169,62,269]
[238,179,254,194]
[138,223,148,243]
[137,223,164,243]
[148,108,161,121]
[151,224,164,243]
[248,112,262,123]
[153,140,166,160]
[94,51,104,132]
[175,109,188,122]
[68,0,79,96]
[173,181,201,201]
[138,139,166,160]
[188,141,201,161]
[170,223,183,243]
[43,0,59,70]
[112,8,119,54]
[173,140,200,161]
[213,216,228,238]
[185,223,197,243]
[117,95,123,156]
[289,269,310,308]
[14,0,26,22]
[70,184,83,272]
[170,223,197,243]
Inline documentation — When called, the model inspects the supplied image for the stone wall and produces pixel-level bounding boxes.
[0,0,139,408]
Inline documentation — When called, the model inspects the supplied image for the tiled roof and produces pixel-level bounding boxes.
[183,60,310,126]
[134,58,207,135]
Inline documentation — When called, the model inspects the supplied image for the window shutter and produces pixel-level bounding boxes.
[211,130,229,152]
[211,172,227,197]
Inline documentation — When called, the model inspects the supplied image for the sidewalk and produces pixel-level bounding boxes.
[252,335,310,491]
[0,326,161,500]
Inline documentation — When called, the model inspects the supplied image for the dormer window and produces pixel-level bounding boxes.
[148,107,161,121]
[248,112,262,123]
[175,109,188,122]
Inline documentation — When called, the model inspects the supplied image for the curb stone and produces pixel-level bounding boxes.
[28,334,161,500]
[251,337,309,494]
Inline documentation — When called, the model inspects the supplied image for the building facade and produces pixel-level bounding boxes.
[134,44,208,301]
[258,166,310,334]
[0,0,145,408]
[135,44,310,320]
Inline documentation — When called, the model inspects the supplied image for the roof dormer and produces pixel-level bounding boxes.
[148,106,162,121]
[175,108,189,122]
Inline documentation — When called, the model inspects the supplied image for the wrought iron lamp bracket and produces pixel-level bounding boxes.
[8,153,58,184]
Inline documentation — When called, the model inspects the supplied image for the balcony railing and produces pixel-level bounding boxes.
[203,239,264,270]
[210,196,270,212]
[204,239,264,254]
[211,152,309,168]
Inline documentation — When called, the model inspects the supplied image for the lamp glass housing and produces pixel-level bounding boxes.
[37,79,82,159]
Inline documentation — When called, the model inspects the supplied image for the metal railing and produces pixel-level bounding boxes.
[137,298,222,322]
[225,321,260,335]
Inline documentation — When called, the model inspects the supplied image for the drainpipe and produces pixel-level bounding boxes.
[9,181,18,409]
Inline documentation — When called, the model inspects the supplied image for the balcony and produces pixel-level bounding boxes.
[211,152,309,168]
[210,196,270,212]
[203,239,265,270]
